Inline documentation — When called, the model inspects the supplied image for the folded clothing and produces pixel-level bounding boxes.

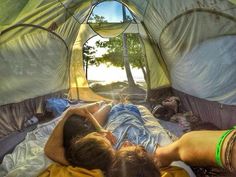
[45,98,70,117]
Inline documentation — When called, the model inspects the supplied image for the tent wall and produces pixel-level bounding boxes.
[169,35,236,105]
[0,0,83,106]
[139,27,170,89]
[0,25,69,106]
[147,87,236,129]
[69,24,107,101]
[173,89,236,129]
[0,91,65,138]
[133,0,236,127]
[142,0,236,105]
[0,0,82,137]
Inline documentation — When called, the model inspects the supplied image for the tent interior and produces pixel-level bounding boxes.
[0,0,236,176]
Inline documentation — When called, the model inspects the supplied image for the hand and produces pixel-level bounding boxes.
[111,100,119,105]
[120,140,135,148]
[66,106,87,117]
[100,130,117,145]
[97,100,106,108]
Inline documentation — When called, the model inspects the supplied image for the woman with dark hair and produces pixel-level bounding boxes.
[65,132,115,173]
[108,145,161,177]
[44,101,116,174]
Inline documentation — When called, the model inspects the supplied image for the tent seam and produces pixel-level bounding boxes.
[56,0,82,24]
[0,23,69,51]
[159,7,236,47]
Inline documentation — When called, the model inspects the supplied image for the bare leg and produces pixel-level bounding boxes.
[93,104,113,126]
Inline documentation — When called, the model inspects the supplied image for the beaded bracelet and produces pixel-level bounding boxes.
[215,128,235,167]
[224,130,236,172]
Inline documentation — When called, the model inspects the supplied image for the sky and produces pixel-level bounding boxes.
[88,64,144,82]
[90,1,133,23]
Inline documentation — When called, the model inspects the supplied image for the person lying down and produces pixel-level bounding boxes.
[39,101,195,177]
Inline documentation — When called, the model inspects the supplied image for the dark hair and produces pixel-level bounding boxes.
[108,146,161,177]
[63,114,96,149]
[66,134,115,173]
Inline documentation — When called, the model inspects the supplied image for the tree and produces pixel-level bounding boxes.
[83,43,97,79]
[95,34,147,82]
[88,14,108,24]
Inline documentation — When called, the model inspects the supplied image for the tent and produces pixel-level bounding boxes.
[0,0,236,159]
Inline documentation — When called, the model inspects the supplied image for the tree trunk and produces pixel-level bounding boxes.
[122,6,136,88]
[138,59,147,82]
[85,59,88,80]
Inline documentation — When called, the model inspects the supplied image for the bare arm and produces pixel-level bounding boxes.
[69,101,112,126]
[70,101,103,114]
[44,102,113,165]
[155,130,236,170]
[44,109,71,165]
[44,106,91,165]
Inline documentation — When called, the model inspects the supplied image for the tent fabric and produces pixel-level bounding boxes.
[142,1,236,105]
[0,0,236,137]
[173,89,236,129]
[0,91,65,138]
[170,36,236,105]
[89,22,132,38]
[0,25,69,105]
[68,23,107,101]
